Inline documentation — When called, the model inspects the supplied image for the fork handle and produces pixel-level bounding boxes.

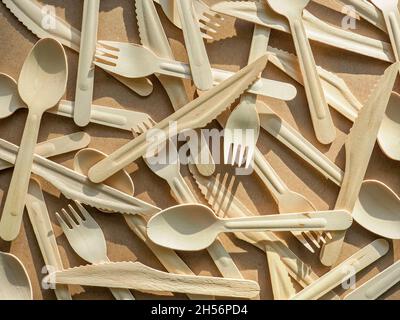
[380,6,400,61]
[289,17,336,144]
[0,111,42,241]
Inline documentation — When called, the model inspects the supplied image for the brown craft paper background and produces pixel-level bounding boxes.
[0,0,399,300]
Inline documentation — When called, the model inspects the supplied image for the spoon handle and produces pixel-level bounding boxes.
[289,16,336,144]
[221,210,352,232]
[344,260,400,300]
[0,111,42,241]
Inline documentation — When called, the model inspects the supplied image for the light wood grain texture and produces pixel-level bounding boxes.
[211,0,394,62]
[56,201,135,300]
[0,252,32,300]
[293,239,389,300]
[73,147,211,300]
[144,143,243,280]
[73,0,99,127]
[267,46,363,121]
[176,0,213,90]
[26,179,71,300]
[344,260,400,300]
[371,0,400,61]
[0,132,90,171]
[0,138,160,215]
[147,203,352,251]
[135,0,215,176]
[88,55,268,183]
[188,164,340,300]
[45,261,260,299]
[320,62,399,267]
[0,74,154,130]
[0,38,67,241]
[267,0,335,144]
[94,41,296,101]
[1,0,153,96]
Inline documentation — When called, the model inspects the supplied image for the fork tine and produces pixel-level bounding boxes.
[245,147,255,169]
[55,212,71,231]
[303,231,321,248]
[60,208,78,227]
[94,54,117,65]
[230,143,239,166]
[96,47,119,58]
[74,201,95,222]
[67,204,83,224]
[237,145,246,167]
[293,233,315,253]
[201,33,214,41]
[97,40,120,51]
[198,22,218,34]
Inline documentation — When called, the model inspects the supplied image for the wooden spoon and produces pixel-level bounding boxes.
[147,204,352,251]
[0,252,32,300]
[353,180,400,239]
[266,0,336,144]
[0,38,68,241]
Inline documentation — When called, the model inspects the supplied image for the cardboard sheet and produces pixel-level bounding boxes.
[0,0,398,299]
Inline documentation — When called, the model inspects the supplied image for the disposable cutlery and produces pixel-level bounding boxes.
[224,26,270,168]
[0,73,155,132]
[95,41,296,101]
[0,138,160,215]
[266,0,335,145]
[1,0,153,96]
[320,62,399,267]
[0,252,32,300]
[56,201,135,300]
[0,38,68,241]
[74,0,100,126]
[0,132,90,172]
[344,260,400,300]
[73,147,212,299]
[154,0,224,39]
[210,0,394,62]
[26,179,71,300]
[88,55,268,183]
[45,261,260,299]
[293,239,389,300]
[144,141,243,279]
[188,164,340,300]
[147,204,352,251]
[135,0,215,176]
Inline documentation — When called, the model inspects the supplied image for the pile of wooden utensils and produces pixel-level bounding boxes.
[0,0,399,300]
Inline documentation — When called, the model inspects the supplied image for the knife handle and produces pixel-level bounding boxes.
[74,0,100,127]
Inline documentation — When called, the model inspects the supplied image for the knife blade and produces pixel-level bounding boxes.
[88,55,268,183]
[2,0,153,96]
[211,0,394,62]
[0,138,160,215]
[320,62,399,267]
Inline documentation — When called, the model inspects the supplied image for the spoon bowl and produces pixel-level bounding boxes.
[148,204,220,251]
[74,148,134,195]
[267,0,310,16]
[0,252,32,300]
[0,73,24,119]
[378,92,400,161]
[18,38,68,111]
[353,180,400,239]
